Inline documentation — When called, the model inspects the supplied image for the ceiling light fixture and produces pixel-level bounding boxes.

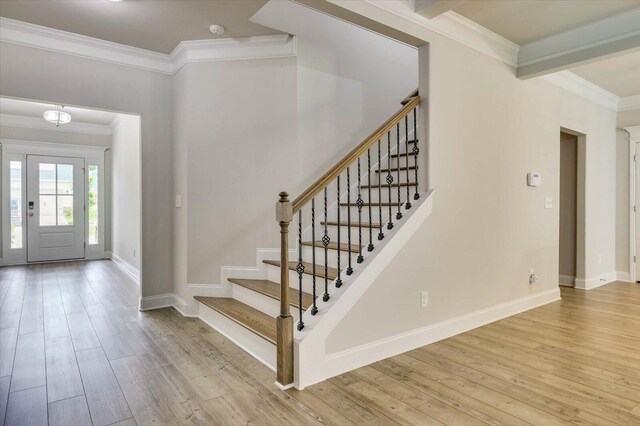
[43,105,72,127]
[108,0,123,2]
[210,25,225,35]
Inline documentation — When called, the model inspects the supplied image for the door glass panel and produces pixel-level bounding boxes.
[39,195,57,226]
[10,161,23,249]
[57,195,74,226]
[39,163,56,194]
[88,165,98,244]
[57,164,73,194]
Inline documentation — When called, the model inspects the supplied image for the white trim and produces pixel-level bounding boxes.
[626,126,640,284]
[355,1,519,66]
[558,274,575,287]
[0,113,113,136]
[618,95,640,112]
[110,252,140,282]
[317,287,560,389]
[616,271,631,283]
[540,71,620,111]
[0,17,296,75]
[574,272,618,290]
[137,292,191,315]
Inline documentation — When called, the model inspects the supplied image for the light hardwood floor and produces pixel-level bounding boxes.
[0,261,639,425]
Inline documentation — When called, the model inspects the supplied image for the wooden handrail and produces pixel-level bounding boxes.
[400,89,419,105]
[292,95,420,213]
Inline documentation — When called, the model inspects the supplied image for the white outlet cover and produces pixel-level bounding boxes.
[544,197,553,209]
[421,291,428,308]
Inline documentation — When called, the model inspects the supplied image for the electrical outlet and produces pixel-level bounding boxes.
[421,291,428,308]
[529,268,537,285]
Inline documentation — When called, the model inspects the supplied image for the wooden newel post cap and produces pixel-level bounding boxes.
[276,191,293,223]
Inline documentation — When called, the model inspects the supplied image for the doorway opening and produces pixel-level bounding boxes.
[559,129,586,288]
[1,97,141,281]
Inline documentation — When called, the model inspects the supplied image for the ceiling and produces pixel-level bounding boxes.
[0,98,119,125]
[445,0,640,45]
[570,50,640,97]
[0,0,280,54]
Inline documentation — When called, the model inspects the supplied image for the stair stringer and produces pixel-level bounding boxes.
[293,189,434,389]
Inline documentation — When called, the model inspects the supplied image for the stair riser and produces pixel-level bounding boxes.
[231,284,301,320]
[198,302,276,370]
[266,263,344,295]
[301,246,357,267]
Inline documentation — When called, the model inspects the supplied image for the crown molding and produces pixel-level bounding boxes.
[0,17,296,75]
[0,113,112,136]
[358,0,519,66]
[540,70,620,111]
[618,95,640,112]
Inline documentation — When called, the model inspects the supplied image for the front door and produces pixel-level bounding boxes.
[26,155,85,262]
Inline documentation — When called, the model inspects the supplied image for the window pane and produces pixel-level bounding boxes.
[10,161,23,249]
[88,165,99,245]
[39,163,56,194]
[39,195,56,226]
[57,164,73,195]
[57,195,74,226]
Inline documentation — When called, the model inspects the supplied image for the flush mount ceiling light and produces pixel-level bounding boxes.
[108,0,123,2]
[210,25,225,35]
[43,105,72,127]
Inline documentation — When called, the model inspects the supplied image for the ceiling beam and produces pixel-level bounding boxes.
[414,0,468,19]
[517,8,640,79]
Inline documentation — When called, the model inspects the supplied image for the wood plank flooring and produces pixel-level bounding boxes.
[0,261,638,425]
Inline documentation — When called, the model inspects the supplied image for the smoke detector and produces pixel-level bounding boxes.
[209,25,225,35]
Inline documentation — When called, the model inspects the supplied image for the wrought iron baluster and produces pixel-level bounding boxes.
[396,122,402,220]
[311,198,318,315]
[405,115,412,209]
[367,149,374,252]
[322,188,330,301]
[346,166,353,275]
[296,210,304,330]
[336,176,342,288]
[357,158,364,263]
[386,131,393,229]
[413,107,420,200]
[377,139,384,240]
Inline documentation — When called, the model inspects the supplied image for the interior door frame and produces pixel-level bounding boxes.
[626,126,640,283]
[1,139,107,265]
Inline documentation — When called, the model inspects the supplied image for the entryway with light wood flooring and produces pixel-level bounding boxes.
[0,261,638,425]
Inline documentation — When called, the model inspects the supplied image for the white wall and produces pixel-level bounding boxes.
[0,41,173,297]
[0,124,112,258]
[111,115,140,270]
[317,14,619,356]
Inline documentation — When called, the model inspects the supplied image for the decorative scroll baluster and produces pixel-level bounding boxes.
[357,158,364,263]
[377,140,384,240]
[405,115,412,210]
[386,131,393,229]
[413,107,420,200]
[336,176,343,288]
[322,188,330,301]
[367,149,374,252]
[346,166,353,275]
[396,122,402,220]
[296,211,304,331]
[311,198,318,315]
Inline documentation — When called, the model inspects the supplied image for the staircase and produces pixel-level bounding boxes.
[195,90,422,388]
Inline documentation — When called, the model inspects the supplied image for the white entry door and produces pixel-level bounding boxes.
[27,155,85,262]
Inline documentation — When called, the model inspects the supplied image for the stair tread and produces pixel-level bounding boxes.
[301,241,361,253]
[322,221,382,228]
[228,278,313,310]
[360,182,417,189]
[390,152,417,158]
[340,202,402,206]
[263,260,338,280]
[194,297,276,344]
[376,166,418,173]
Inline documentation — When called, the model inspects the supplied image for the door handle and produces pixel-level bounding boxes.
[29,212,34,217]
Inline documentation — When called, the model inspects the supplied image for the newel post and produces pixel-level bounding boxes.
[275,192,294,387]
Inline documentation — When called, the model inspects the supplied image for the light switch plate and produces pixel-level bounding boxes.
[175,195,182,208]
[544,197,553,209]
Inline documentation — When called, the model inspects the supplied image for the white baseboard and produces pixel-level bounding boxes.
[110,252,140,281]
[317,287,560,388]
[616,271,632,282]
[138,292,192,316]
[558,274,575,286]
[574,271,617,290]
